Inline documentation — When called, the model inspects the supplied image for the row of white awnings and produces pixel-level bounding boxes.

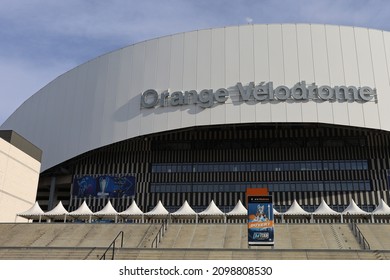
[17,198,390,222]
[17,200,242,222]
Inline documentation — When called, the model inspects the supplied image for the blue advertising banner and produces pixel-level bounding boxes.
[73,175,136,198]
[96,175,135,197]
[247,195,274,246]
[73,176,97,197]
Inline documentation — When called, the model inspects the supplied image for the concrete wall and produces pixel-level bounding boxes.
[0,137,41,222]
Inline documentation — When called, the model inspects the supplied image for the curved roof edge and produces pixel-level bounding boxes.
[3,22,389,127]
[3,23,390,172]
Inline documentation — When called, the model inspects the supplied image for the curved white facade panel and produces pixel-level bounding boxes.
[2,24,390,171]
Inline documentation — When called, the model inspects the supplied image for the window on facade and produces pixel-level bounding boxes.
[150,180,371,193]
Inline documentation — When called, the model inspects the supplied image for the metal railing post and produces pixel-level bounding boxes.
[99,231,124,260]
[349,222,370,251]
[150,218,168,248]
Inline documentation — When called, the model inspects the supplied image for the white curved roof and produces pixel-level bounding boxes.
[171,200,197,216]
[145,200,169,216]
[68,201,93,218]
[372,199,390,215]
[17,201,44,219]
[118,200,144,217]
[342,199,369,215]
[199,200,224,216]
[313,199,340,215]
[284,200,310,215]
[94,200,118,218]
[226,200,247,216]
[2,24,389,171]
[44,201,69,217]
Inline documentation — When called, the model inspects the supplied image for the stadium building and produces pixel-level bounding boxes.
[2,23,390,216]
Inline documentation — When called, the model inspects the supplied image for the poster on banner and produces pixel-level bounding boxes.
[73,175,136,198]
[73,176,97,197]
[247,195,274,245]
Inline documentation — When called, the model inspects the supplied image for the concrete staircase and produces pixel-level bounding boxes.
[137,224,162,248]
[106,248,388,260]
[0,223,388,260]
[0,247,102,260]
[354,224,390,250]
[158,223,363,250]
[0,223,152,248]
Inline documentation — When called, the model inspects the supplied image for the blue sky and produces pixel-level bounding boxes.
[1,0,389,124]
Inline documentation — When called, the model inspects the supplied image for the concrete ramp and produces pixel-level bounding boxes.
[356,224,390,250]
[0,223,388,260]
[273,224,361,250]
[158,223,363,250]
[0,223,151,248]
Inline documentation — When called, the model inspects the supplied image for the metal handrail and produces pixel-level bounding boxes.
[99,231,124,260]
[349,222,370,250]
[151,218,168,248]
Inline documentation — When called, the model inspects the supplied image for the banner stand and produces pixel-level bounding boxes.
[246,188,275,247]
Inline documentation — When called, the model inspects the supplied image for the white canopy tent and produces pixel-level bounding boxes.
[341,199,370,222]
[371,199,390,222]
[68,201,93,222]
[118,200,144,221]
[44,201,69,222]
[144,200,169,220]
[198,200,225,221]
[273,208,280,216]
[283,199,311,222]
[226,200,247,218]
[372,199,390,215]
[17,201,45,222]
[342,199,369,215]
[312,199,341,222]
[171,200,198,221]
[313,199,340,216]
[93,200,118,222]
[284,200,311,216]
[272,208,282,222]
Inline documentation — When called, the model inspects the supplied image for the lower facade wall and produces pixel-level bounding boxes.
[38,123,390,215]
[0,137,41,222]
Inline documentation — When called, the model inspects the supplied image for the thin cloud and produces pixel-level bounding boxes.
[1,0,390,124]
